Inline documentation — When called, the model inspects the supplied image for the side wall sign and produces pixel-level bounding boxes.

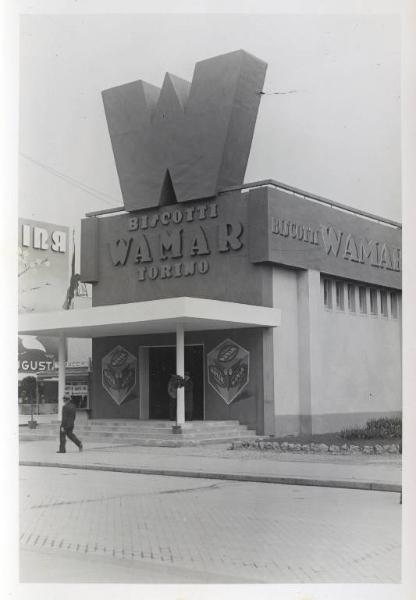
[248,187,402,289]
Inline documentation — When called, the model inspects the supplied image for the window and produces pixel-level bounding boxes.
[370,288,378,315]
[335,281,344,310]
[391,292,398,318]
[380,290,388,317]
[347,284,356,312]
[324,279,332,308]
[359,287,367,313]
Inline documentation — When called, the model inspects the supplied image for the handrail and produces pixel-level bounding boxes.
[85,205,125,217]
[85,179,401,229]
[219,179,402,229]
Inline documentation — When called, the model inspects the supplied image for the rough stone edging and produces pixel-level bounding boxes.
[229,439,401,455]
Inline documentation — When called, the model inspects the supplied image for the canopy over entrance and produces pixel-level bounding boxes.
[18,297,281,338]
[19,297,280,426]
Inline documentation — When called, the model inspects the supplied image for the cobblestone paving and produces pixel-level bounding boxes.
[20,466,401,583]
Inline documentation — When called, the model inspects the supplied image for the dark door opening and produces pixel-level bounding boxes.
[149,345,204,420]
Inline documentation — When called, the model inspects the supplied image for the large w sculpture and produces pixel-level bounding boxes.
[102,50,267,212]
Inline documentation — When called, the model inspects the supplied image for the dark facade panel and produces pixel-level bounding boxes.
[82,192,274,308]
[91,328,264,431]
[248,186,402,289]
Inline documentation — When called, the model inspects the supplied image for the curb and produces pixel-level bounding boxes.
[19,460,402,493]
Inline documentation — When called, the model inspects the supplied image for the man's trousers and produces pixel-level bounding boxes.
[59,426,82,452]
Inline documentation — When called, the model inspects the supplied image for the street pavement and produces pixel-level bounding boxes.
[19,465,401,583]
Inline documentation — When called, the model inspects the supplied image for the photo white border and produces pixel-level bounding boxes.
[2,1,415,599]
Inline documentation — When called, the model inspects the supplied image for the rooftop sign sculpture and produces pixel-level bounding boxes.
[102,50,267,212]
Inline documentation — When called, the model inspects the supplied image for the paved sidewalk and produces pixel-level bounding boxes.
[19,414,57,426]
[19,439,402,492]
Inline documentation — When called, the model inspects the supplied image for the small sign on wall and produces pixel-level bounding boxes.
[65,384,88,395]
[102,345,137,405]
[207,339,249,405]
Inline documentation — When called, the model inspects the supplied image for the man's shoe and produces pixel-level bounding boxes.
[79,444,83,452]
[56,450,65,453]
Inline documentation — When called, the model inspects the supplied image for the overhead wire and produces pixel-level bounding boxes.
[19,152,120,207]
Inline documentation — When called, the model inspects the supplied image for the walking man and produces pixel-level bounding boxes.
[57,394,83,453]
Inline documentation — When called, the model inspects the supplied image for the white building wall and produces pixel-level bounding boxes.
[315,279,402,432]
[272,266,401,435]
[66,295,92,364]
[272,267,301,435]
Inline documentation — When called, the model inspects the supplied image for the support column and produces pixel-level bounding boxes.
[57,334,66,420]
[297,269,321,434]
[176,324,185,426]
[261,328,275,436]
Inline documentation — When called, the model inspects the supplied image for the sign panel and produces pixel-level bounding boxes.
[248,187,402,289]
[18,219,69,313]
[103,50,267,211]
[102,345,137,405]
[18,335,58,373]
[65,384,89,395]
[207,339,250,405]
[81,194,270,308]
[18,219,69,373]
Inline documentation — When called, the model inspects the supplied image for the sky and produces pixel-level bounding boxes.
[19,12,401,242]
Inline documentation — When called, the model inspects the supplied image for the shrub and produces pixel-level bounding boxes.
[340,417,401,440]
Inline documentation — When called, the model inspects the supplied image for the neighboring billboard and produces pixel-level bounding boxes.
[18,334,58,374]
[18,219,69,374]
[18,219,69,314]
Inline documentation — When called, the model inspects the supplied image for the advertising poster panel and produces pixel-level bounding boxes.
[18,219,69,374]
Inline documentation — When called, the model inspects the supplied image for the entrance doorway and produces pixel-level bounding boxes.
[148,345,204,420]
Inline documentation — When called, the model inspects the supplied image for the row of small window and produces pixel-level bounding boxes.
[323,279,399,318]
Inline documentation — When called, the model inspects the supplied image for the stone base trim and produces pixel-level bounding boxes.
[229,439,401,455]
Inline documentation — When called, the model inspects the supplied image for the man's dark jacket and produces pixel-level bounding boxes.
[61,401,77,429]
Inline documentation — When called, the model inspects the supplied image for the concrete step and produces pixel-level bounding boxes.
[30,427,256,440]
[22,421,248,431]
[19,432,257,446]
[77,425,251,435]
[20,423,255,433]
[19,419,257,446]
[77,431,256,442]
[83,420,243,429]
[77,430,256,441]
[29,425,245,432]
